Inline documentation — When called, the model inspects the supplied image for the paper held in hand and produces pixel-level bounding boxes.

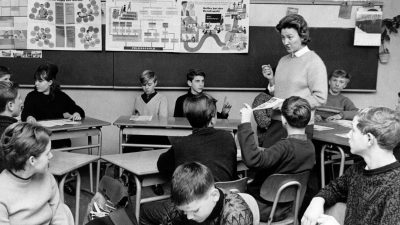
[253,97,284,110]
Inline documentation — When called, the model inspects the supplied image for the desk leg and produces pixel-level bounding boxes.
[96,130,102,192]
[320,144,327,188]
[337,147,345,176]
[134,175,142,222]
[88,136,93,193]
[119,128,124,176]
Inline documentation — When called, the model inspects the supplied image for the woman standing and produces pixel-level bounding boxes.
[261,14,327,148]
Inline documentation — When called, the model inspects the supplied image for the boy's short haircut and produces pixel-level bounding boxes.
[0,122,51,171]
[356,107,400,151]
[281,96,311,128]
[0,81,19,113]
[186,69,205,82]
[183,93,216,128]
[0,66,11,78]
[171,162,215,206]
[329,69,350,80]
[140,70,157,85]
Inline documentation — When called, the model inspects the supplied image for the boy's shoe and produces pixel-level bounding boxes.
[152,184,164,196]
[64,182,76,195]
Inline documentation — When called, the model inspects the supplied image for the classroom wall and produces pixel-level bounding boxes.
[18,0,400,155]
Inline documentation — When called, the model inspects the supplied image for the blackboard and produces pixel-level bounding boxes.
[114,26,379,91]
[5,26,378,91]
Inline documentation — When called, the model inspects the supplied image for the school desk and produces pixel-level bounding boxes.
[43,117,110,192]
[313,121,351,188]
[101,149,246,221]
[113,116,241,153]
[50,151,100,225]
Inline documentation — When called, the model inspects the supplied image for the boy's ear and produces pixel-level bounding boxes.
[154,80,158,86]
[6,101,14,112]
[187,80,192,87]
[210,188,220,202]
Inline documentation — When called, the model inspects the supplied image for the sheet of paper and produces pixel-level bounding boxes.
[38,119,80,127]
[314,125,334,131]
[130,115,153,121]
[335,133,349,138]
[253,97,283,111]
[333,119,352,128]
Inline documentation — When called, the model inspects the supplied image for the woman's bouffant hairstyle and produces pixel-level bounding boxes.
[0,122,51,171]
[276,14,311,45]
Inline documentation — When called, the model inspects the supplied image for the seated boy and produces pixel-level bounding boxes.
[0,66,12,82]
[302,107,400,225]
[158,93,237,181]
[0,81,22,135]
[316,69,358,121]
[173,69,231,118]
[133,70,168,118]
[140,94,238,225]
[238,96,315,222]
[153,162,254,224]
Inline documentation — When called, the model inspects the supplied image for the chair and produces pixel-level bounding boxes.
[259,171,310,225]
[215,177,248,194]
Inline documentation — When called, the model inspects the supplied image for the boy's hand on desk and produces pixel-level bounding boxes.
[71,112,82,121]
[301,197,325,225]
[326,114,342,121]
[240,103,252,123]
[315,115,323,122]
[26,116,37,123]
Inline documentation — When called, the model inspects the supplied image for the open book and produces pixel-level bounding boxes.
[129,115,153,121]
[252,97,284,111]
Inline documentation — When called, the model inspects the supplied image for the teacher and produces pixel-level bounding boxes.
[261,14,327,148]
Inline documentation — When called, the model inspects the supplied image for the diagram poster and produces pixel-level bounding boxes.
[179,0,249,53]
[106,0,181,52]
[354,8,382,46]
[27,0,102,50]
[106,0,249,53]
[0,0,28,50]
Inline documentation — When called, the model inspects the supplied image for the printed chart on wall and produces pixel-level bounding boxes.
[27,0,102,50]
[105,0,249,53]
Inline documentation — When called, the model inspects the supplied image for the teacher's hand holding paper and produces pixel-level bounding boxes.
[253,97,284,111]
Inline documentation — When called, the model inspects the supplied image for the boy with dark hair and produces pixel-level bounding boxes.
[0,66,12,82]
[316,69,358,121]
[302,107,400,225]
[238,96,315,222]
[140,93,238,225]
[164,162,254,225]
[0,81,22,135]
[173,69,231,118]
[158,93,237,181]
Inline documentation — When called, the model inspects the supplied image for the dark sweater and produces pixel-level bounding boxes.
[238,123,315,193]
[21,89,85,121]
[316,161,400,225]
[0,115,17,135]
[157,127,237,182]
[173,89,228,119]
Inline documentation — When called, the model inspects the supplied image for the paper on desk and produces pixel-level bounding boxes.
[129,115,153,121]
[253,97,284,110]
[314,125,334,131]
[332,120,352,128]
[38,119,80,127]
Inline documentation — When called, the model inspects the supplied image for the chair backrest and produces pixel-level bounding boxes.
[238,193,260,225]
[215,177,248,194]
[259,171,310,225]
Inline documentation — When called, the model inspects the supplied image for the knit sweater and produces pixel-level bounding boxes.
[0,170,71,225]
[157,127,237,182]
[133,92,168,118]
[21,89,85,121]
[273,51,327,123]
[238,123,315,192]
[316,161,400,225]
[0,115,17,135]
[318,93,358,120]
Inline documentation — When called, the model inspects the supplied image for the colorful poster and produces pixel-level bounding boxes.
[354,8,382,46]
[106,0,249,53]
[106,0,181,52]
[0,0,28,49]
[27,0,102,50]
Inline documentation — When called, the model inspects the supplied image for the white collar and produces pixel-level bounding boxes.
[292,46,310,57]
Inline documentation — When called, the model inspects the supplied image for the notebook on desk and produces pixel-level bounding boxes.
[316,108,341,119]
